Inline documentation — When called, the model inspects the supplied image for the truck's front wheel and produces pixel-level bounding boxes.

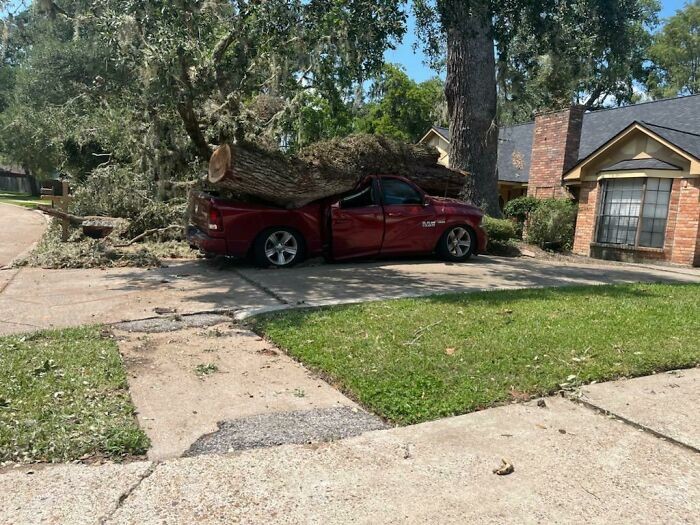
[437,225,476,262]
[253,228,305,268]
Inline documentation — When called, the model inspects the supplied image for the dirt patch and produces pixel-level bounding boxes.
[115,323,358,460]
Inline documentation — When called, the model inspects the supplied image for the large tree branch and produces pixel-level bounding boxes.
[176,52,213,159]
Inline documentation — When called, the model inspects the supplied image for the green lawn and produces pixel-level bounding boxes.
[0,191,43,209]
[0,326,149,463]
[252,283,700,425]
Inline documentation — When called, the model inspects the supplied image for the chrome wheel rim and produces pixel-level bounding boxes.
[264,231,298,266]
[447,227,471,257]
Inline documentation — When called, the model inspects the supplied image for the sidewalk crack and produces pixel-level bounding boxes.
[99,462,159,524]
[568,395,700,455]
[233,269,289,305]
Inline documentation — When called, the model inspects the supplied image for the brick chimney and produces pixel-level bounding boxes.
[527,106,585,199]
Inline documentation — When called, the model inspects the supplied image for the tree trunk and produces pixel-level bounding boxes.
[444,0,500,216]
[207,134,467,208]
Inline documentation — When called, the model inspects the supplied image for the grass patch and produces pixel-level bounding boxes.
[194,363,219,377]
[0,326,149,463]
[252,283,700,425]
[0,191,43,209]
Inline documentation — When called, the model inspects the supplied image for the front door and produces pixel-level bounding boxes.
[330,180,384,260]
[379,177,437,254]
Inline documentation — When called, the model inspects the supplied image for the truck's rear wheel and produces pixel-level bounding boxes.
[254,228,305,268]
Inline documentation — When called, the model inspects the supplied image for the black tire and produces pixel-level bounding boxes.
[253,227,306,268]
[437,225,476,262]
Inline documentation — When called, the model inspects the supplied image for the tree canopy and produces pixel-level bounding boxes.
[647,0,700,98]
[354,64,446,142]
[0,0,407,181]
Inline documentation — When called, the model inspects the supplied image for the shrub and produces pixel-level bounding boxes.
[482,216,517,243]
[526,198,577,251]
[503,196,541,238]
[503,196,541,223]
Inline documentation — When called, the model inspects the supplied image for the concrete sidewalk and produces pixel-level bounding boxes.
[2,255,699,335]
[2,368,698,524]
[0,203,46,268]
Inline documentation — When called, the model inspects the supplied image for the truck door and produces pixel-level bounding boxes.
[379,177,437,255]
[330,179,384,260]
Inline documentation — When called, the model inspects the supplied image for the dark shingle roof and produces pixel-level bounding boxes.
[579,95,700,159]
[433,126,450,141]
[497,123,534,183]
[640,122,700,159]
[428,124,534,183]
[427,94,700,183]
[600,158,682,172]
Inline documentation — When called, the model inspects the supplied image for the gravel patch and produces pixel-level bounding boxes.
[114,313,233,333]
[184,407,388,456]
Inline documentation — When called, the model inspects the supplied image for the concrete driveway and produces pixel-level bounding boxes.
[1,255,699,335]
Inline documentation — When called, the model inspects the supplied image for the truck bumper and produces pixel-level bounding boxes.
[476,225,488,255]
[187,225,227,256]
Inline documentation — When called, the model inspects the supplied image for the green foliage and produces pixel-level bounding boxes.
[482,216,517,243]
[413,0,660,125]
[71,166,185,239]
[0,0,406,234]
[0,325,150,463]
[647,1,700,98]
[503,196,542,238]
[526,198,578,251]
[253,283,700,424]
[496,0,659,122]
[19,223,161,269]
[354,64,446,142]
[503,196,541,223]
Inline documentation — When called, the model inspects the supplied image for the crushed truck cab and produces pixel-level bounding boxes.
[188,175,487,267]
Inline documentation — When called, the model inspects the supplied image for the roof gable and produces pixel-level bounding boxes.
[564,121,700,181]
[579,95,700,160]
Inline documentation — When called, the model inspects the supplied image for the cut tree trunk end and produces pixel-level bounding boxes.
[207,134,469,209]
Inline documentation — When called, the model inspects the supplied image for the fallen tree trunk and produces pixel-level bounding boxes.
[208,134,467,208]
[38,205,129,239]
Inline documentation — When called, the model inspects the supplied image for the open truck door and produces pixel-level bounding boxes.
[330,178,384,260]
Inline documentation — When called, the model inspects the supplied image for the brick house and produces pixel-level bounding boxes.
[421,94,700,267]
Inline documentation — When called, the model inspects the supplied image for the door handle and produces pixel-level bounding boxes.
[387,212,402,218]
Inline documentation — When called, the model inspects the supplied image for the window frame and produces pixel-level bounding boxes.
[595,177,672,250]
[378,177,425,206]
[339,179,380,209]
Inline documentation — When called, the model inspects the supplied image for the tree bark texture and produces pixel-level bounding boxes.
[444,0,500,216]
[208,134,468,208]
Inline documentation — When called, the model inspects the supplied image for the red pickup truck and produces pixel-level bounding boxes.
[187,174,487,267]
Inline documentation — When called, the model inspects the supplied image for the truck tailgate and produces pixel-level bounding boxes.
[189,191,212,232]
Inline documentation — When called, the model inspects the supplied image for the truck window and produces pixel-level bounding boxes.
[340,182,376,209]
[380,178,423,205]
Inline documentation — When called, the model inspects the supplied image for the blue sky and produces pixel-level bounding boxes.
[389,0,692,82]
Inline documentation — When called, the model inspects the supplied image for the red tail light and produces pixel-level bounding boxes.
[208,206,223,232]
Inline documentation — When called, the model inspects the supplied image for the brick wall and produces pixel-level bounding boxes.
[574,176,700,266]
[671,178,700,266]
[572,181,598,256]
[528,106,585,199]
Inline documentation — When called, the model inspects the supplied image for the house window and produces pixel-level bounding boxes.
[597,178,672,249]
